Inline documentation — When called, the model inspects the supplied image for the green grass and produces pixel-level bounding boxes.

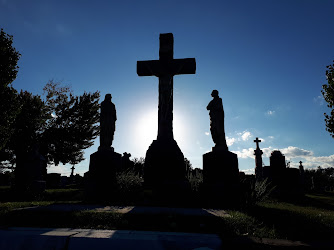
[0,201,54,210]
[246,194,334,240]
[224,210,279,239]
[0,188,334,241]
[44,188,84,201]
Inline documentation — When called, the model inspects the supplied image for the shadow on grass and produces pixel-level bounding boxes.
[0,208,237,238]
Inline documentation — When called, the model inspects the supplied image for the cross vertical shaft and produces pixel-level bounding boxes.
[254,137,263,180]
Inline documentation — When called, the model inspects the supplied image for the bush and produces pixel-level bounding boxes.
[115,170,143,203]
[241,177,275,209]
[187,169,203,193]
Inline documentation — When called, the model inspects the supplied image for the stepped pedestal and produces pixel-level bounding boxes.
[203,148,239,207]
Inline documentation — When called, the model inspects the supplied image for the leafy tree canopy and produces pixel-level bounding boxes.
[0,28,21,88]
[0,28,21,150]
[1,80,100,168]
[41,81,100,165]
[322,61,334,138]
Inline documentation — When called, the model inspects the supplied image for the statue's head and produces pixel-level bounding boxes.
[105,94,112,101]
[211,90,219,98]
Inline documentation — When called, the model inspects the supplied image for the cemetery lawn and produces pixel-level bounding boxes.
[0,190,333,242]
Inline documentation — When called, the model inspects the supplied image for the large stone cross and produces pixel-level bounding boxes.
[137,33,196,141]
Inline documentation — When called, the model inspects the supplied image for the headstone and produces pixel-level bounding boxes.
[253,137,263,180]
[263,150,286,188]
[86,94,121,201]
[203,90,239,207]
[285,167,303,197]
[137,33,196,198]
[14,144,46,195]
[270,150,286,170]
[262,150,304,198]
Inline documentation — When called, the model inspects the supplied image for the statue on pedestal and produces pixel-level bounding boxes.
[204,90,239,207]
[207,90,228,151]
[87,93,121,201]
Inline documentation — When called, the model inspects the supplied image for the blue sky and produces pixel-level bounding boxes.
[1,0,334,176]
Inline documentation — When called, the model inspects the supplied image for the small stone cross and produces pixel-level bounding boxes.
[70,165,75,177]
[254,137,261,150]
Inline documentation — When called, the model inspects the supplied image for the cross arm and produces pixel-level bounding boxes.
[137,60,160,76]
[172,58,196,75]
[137,58,196,77]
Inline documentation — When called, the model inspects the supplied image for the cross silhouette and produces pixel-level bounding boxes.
[137,33,196,141]
[254,137,261,149]
[70,166,75,176]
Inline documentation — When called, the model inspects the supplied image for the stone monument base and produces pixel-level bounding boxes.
[144,138,190,203]
[203,149,240,208]
[85,147,121,201]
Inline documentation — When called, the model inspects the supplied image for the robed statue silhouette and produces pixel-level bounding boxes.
[207,90,228,151]
[99,94,117,150]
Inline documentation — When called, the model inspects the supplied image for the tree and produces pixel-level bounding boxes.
[41,81,100,165]
[0,28,21,88]
[184,157,192,173]
[0,28,21,151]
[4,90,47,166]
[0,86,20,151]
[1,80,100,169]
[304,167,334,192]
[322,61,334,138]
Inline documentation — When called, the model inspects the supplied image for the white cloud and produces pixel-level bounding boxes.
[313,95,324,105]
[241,168,255,175]
[270,146,333,169]
[226,137,236,146]
[48,164,71,176]
[205,132,210,136]
[262,147,274,157]
[233,144,333,171]
[280,146,313,158]
[306,155,334,169]
[266,110,275,116]
[241,131,252,141]
[233,146,314,161]
[232,148,254,159]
